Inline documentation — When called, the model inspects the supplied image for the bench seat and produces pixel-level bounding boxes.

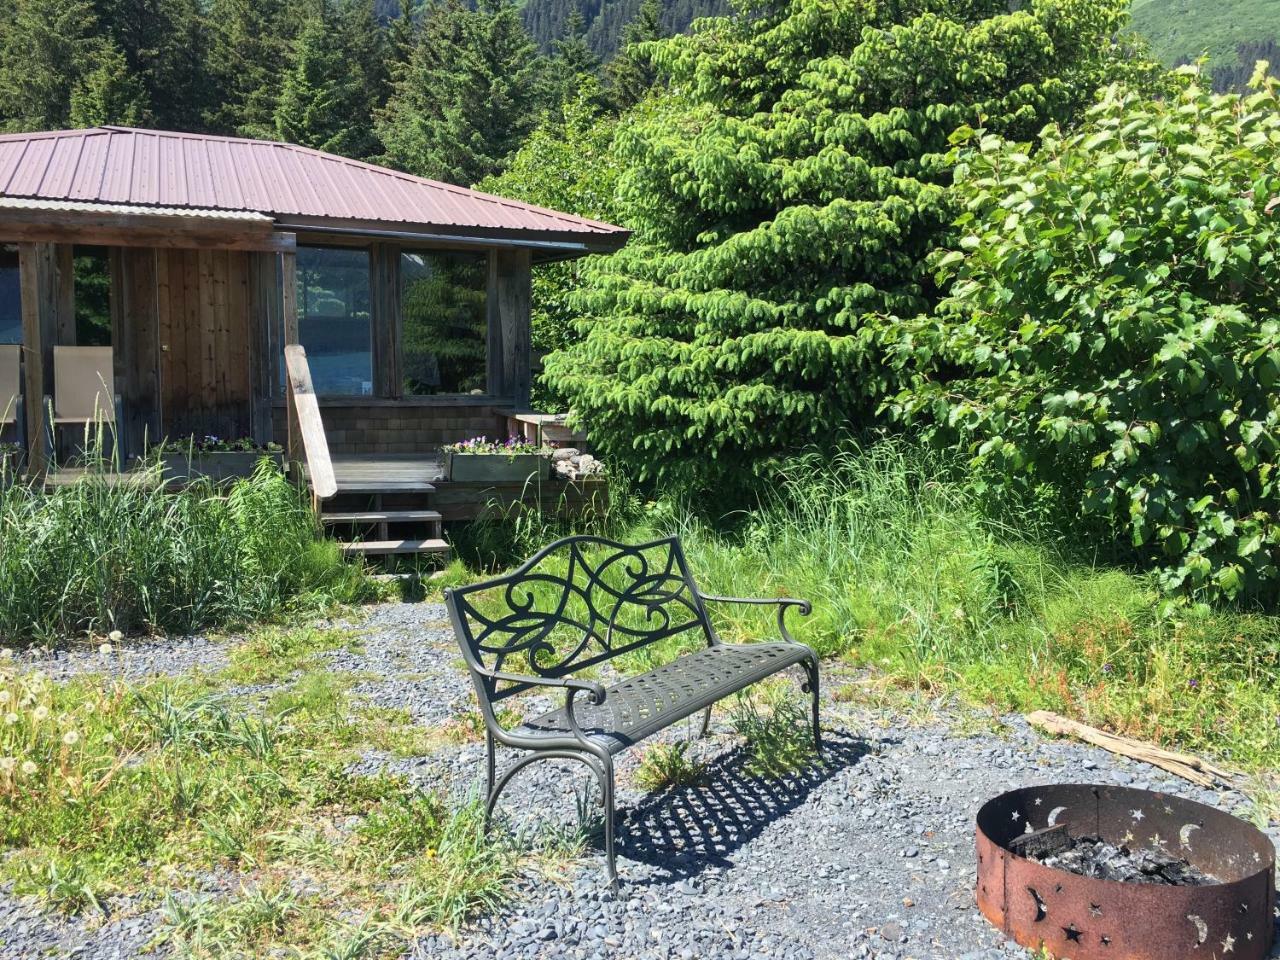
[518,642,812,754]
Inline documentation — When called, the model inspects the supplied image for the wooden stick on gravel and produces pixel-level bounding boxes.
[1025,711,1238,790]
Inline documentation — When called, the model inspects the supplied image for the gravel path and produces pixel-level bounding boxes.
[3,601,1278,960]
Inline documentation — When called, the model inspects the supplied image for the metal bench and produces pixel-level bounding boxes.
[444,534,820,885]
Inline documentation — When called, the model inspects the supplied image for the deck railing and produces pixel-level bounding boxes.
[283,344,337,500]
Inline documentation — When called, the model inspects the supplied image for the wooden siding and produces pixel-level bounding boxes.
[155,248,254,440]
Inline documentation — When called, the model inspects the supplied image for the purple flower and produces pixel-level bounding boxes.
[1102,663,1113,674]
[1188,678,1199,689]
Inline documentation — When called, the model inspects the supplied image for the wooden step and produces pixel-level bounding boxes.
[321,510,442,524]
[339,538,450,557]
[333,479,437,494]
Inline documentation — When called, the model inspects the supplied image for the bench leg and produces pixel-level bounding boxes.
[485,730,496,797]
[600,754,618,890]
[803,655,822,755]
[698,705,712,738]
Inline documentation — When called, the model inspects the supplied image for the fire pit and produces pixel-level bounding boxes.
[976,784,1275,959]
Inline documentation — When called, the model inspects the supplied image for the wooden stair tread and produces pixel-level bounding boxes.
[322,510,442,523]
[339,538,450,556]
[333,480,437,493]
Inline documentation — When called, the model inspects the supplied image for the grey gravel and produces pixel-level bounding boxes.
[3,600,1279,960]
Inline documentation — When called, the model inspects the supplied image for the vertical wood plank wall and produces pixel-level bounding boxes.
[154,248,254,441]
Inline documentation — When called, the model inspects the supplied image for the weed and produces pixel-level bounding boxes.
[729,683,817,779]
[634,740,706,791]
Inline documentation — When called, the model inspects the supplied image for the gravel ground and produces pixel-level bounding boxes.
[3,600,1278,960]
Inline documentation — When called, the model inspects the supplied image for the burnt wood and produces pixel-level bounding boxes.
[445,534,820,886]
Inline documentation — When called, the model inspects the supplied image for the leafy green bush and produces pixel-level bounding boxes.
[0,460,368,642]
[893,69,1280,600]
[545,0,1147,496]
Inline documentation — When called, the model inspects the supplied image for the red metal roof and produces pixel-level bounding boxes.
[0,126,628,248]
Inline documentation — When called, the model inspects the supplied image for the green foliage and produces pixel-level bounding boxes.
[378,0,547,185]
[634,738,705,790]
[67,44,148,127]
[728,683,815,779]
[601,0,664,110]
[1130,0,1280,91]
[275,0,386,159]
[893,70,1280,602]
[0,459,369,643]
[202,0,301,137]
[479,81,623,403]
[546,0,1148,497]
[0,0,116,130]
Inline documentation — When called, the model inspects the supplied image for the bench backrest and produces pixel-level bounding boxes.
[445,535,713,700]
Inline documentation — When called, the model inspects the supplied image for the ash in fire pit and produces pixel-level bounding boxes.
[1032,832,1219,886]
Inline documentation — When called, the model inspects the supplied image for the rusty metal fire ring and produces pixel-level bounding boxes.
[976,784,1275,960]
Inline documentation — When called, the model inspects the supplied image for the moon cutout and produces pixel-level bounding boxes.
[1047,806,1067,827]
[1180,823,1200,849]
[1187,914,1208,946]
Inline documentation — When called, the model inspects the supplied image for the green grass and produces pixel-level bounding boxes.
[477,439,1280,776]
[634,740,706,791]
[0,626,564,955]
[0,458,371,644]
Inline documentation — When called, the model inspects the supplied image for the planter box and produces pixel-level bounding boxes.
[160,450,284,482]
[444,451,550,483]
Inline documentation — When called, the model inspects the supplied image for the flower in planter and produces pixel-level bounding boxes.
[442,435,552,459]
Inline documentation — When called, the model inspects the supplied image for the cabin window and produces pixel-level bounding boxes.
[296,246,373,396]
[400,250,488,396]
[0,247,19,344]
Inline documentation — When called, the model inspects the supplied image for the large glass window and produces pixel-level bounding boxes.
[401,250,488,396]
[0,247,19,344]
[297,246,373,396]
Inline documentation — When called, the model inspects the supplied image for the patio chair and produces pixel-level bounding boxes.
[0,344,21,442]
[49,346,123,463]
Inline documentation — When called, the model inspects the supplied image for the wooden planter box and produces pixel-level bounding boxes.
[160,450,284,481]
[444,452,550,483]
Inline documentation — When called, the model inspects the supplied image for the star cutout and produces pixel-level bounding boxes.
[1222,934,1236,953]
[1011,810,1021,821]
[1034,797,1043,806]
[1131,808,1145,821]
[1151,832,1163,847]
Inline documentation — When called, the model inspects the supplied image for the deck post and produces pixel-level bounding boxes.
[18,242,64,477]
[487,248,532,410]
[281,250,301,470]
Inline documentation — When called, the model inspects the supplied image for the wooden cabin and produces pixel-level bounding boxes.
[0,126,629,557]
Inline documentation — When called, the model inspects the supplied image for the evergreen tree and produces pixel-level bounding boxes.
[69,43,149,126]
[545,0,1153,495]
[275,2,381,157]
[203,0,298,137]
[603,0,662,109]
[0,0,108,130]
[93,0,210,130]
[378,0,546,185]
[545,9,602,106]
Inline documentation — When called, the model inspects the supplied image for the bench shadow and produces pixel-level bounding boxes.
[607,728,871,884]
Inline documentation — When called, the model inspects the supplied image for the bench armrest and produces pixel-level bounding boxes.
[474,665,607,705]
[700,594,811,644]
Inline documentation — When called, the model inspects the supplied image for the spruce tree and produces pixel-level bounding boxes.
[545,0,1149,494]
[0,0,109,130]
[545,10,602,107]
[69,43,148,126]
[378,0,546,185]
[603,0,662,109]
[274,2,381,157]
[203,0,298,137]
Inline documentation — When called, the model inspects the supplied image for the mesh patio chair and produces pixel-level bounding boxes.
[50,346,122,464]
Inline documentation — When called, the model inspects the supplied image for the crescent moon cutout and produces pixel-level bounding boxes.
[1047,806,1067,827]
[1187,914,1208,946]
[1180,824,1200,849]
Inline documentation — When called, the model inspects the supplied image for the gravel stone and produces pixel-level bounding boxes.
[4,600,1279,960]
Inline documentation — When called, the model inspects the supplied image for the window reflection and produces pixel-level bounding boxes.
[297,246,373,396]
[401,250,487,396]
[0,247,19,344]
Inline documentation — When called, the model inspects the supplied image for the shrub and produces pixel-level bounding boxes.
[893,69,1280,601]
[729,684,816,780]
[0,460,368,643]
[545,0,1150,497]
[634,740,705,791]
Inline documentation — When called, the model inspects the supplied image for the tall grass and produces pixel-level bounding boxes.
[479,440,1280,770]
[0,459,368,643]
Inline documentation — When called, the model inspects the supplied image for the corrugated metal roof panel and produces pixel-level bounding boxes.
[0,127,628,246]
[0,196,273,221]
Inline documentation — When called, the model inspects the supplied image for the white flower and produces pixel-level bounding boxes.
[32,705,49,722]
[0,690,10,704]
[98,643,113,656]
[61,730,80,746]
[3,713,17,725]
[19,760,36,776]
[100,732,115,745]
[108,630,123,643]
[0,757,15,774]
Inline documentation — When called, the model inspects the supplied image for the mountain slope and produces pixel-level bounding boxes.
[520,0,727,57]
[1129,0,1280,89]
